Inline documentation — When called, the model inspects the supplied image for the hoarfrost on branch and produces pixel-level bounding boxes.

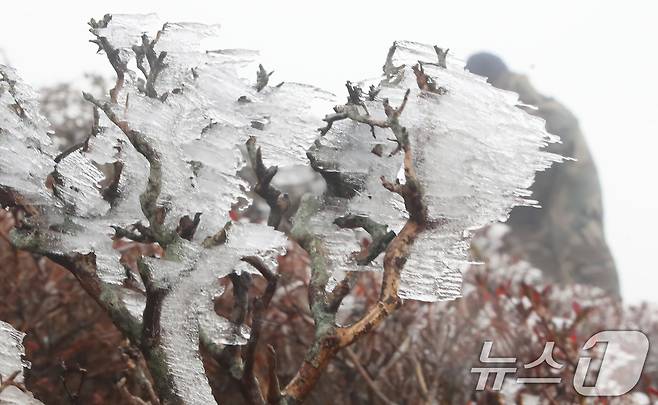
[0,14,561,405]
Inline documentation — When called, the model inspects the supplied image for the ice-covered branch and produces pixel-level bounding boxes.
[246,137,289,229]
[255,64,274,92]
[133,33,168,99]
[88,15,127,103]
[282,89,424,404]
[82,93,175,246]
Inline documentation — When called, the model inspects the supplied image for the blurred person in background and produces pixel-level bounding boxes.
[467,52,620,296]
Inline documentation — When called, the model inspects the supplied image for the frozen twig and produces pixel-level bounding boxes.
[88,15,127,103]
[412,63,447,95]
[282,89,427,403]
[246,137,289,229]
[83,93,176,247]
[133,33,168,99]
[334,214,396,265]
[255,64,274,92]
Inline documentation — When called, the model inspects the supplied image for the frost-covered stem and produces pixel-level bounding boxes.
[133,33,168,99]
[334,214,396,265]
[245,137,289,229]
[338,88,425,342]
[281,195,344,403]
[133,260,181,405]
[83,93,176,246]
[7,234,143,346]
[81,90,181,403]
[54,107,99,163]
[255,64,274,92]
[282,89,426,404]
[88,15,127,103]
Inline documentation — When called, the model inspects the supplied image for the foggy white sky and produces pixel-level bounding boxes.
[1,1,656,302]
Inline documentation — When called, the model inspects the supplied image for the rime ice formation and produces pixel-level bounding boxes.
[309,41,562,301]
[0,321,43,404]
[155,223,286,404]
[0,65,56,208]
[1,13,562,404]
[1,16,297,404]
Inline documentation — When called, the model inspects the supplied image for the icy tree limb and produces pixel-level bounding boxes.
[79,48,185,402]
[83,93,177,247]
[246,137,289,229]
[282,89,427,404]
[412,64,447,95]
[54,107,100,163]
[255,64,274,92]
[133,33,168,99]
[88,15,127,103]
[10,231,181,404]
[8,238,143,344]
[334,214,396,265]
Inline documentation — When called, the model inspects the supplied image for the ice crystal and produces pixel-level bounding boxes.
[0,65,56,208]
[0,321,43,404]
[156,223,286,404]
[311,41,562,301]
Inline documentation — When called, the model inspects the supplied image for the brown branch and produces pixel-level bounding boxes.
[135,259,181,405]
[245,137,289,229]
[176,212,201,241]
[225,272,250,382]
[0,371,25,395]
[326,272,357,313]
[412,63,447,95]
[54,106,100,163]
[138,261,166,350]
[133,33,168,99]
[265,345,282,404]
[240,256,280,404]
[333,214,396,265]
[317,109,348,136]
[89,15,127,103]
[282,89,427,404]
